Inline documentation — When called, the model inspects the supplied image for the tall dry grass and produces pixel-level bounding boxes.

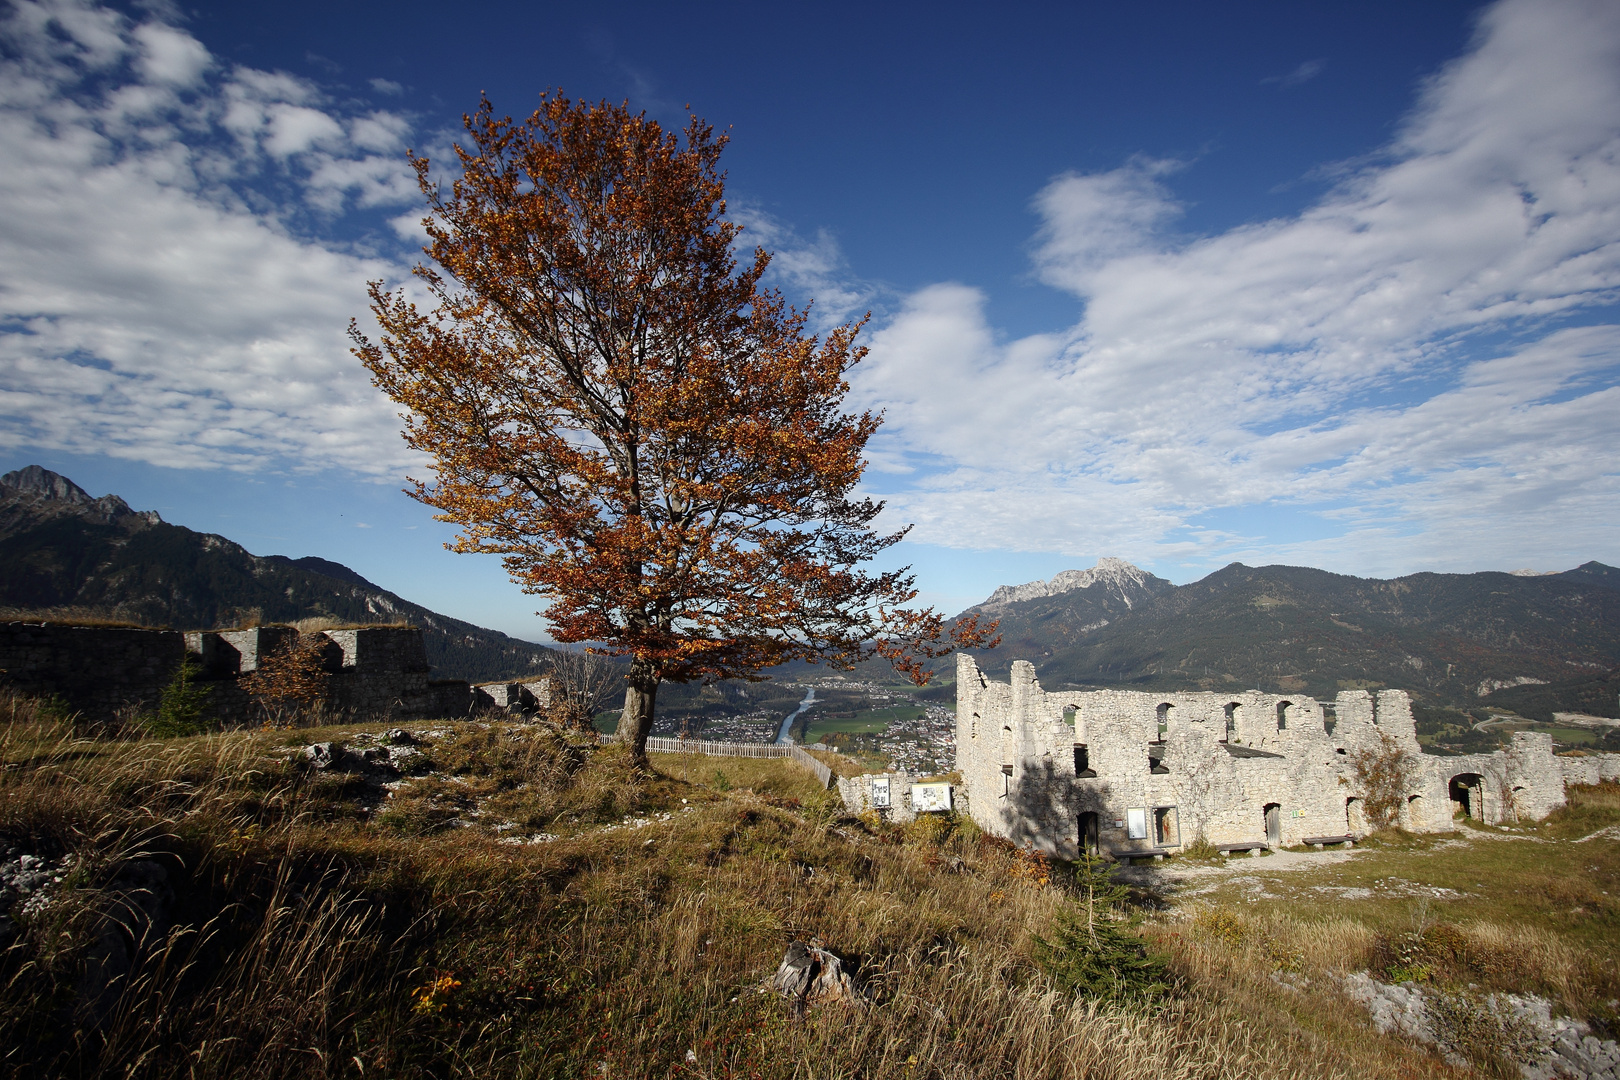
[0,702,1459,1079]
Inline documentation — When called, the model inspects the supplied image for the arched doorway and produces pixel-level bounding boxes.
[1449,773,1483,820]
[1078,812,1101,858]
[1263,803,1282,847]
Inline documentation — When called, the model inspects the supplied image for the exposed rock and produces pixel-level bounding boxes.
[303,741,351,770]
[771,940,861,1019]
[982,557,1161,608]
[1343,972,1619,1079]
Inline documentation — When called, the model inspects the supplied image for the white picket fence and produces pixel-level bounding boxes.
[599,733,833,788]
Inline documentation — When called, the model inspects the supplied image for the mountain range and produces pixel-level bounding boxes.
[0,466,553,683]
[951,557,1620,713]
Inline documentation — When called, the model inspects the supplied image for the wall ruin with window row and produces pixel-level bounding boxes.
[953,653,1614,860]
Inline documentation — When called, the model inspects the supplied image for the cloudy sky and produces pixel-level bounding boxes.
[1,0,1616,639]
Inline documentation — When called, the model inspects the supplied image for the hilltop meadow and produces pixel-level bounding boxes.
[1,695,1616,1079]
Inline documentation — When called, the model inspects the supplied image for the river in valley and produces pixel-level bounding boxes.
[775,686,817,744]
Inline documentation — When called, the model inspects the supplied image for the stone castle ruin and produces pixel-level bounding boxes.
[955,653,1620,860]
[0,622,549,726]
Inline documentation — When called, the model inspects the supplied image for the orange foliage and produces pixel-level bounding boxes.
[351,93,995,755]
[240,633,331,709]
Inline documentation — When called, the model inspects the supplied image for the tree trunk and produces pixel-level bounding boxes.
[615,657,660,764]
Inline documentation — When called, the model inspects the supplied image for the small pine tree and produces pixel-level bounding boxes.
[1033,856,1172,1005]
[146,654,212,737]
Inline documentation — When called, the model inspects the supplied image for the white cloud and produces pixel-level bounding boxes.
[262,103,344,157]
[133,23,209,87]
[1264,59,1326,88]
[857,0,1620,577]
[729,203,874,333]
[0,0,427,476]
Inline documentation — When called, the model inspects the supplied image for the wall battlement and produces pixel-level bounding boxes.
[954,653,1613,860]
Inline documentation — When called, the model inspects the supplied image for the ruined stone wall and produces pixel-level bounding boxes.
[1558,752,1620,787]
[954,653,1583,859]
[473,679,552,714]
[1,623,480,725]
[836,772,919,823]
[0,623,184,719]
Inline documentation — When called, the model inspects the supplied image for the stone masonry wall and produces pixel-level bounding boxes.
[0,623,482,725]
[837,772,919,823]
[954,652,1595,860]
[0,623,184,720]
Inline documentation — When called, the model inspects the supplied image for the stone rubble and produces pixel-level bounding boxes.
[0,845,73,941]
[1343,972,1620,1079]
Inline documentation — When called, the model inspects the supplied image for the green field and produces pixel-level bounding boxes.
[804,704,923,743]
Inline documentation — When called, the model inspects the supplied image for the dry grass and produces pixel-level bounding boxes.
[290,616,415,633]
[0,607,159,629]
[0,699,1504,1079]
[1153,782,1620,1055]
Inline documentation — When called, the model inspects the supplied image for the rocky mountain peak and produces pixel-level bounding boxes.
[0,466,160,531]
[2,465,93,504]
[982,557,1163,608]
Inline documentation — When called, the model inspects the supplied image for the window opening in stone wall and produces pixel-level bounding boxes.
[1153,806,1179,847]
[1078,812,1101,857]
[1155,702,1173,741]
[970,712,979,739]
[1276,701,1292,731]
[1264,803,1282,846]
[1223,702,1240,742]
[1001,763,1013,798]
[1322,702,1337,736]
[1063,704,1077,729]
[1148,746,1169,775]
[1074,744,1095,777]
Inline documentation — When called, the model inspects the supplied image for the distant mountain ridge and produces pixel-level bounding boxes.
[980,556,1172,608]
[0,467,554,683]
[954,556,1620,710]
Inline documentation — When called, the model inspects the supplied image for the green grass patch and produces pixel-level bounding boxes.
[804,704,923,742]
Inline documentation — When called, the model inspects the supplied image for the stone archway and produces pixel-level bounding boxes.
[1449,773,1484,820]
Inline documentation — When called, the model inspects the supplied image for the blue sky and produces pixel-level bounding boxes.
[2,0,1617,641]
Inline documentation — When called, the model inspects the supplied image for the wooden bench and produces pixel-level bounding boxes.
[1116,848,1176,864]
[1217,842,1269,857]
[1302,835,1356,850]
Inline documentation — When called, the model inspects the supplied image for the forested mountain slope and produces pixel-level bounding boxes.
[952,558,1620,707]
[0,466,553,683]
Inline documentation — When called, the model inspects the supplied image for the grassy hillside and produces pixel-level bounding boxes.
[3,694,1616,1078]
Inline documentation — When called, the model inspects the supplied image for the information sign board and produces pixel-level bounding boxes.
[1126,807,1148,839]
[910,782,952,813]
[871,777,891,808]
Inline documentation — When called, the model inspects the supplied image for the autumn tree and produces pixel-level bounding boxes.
[353,94,995,761]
